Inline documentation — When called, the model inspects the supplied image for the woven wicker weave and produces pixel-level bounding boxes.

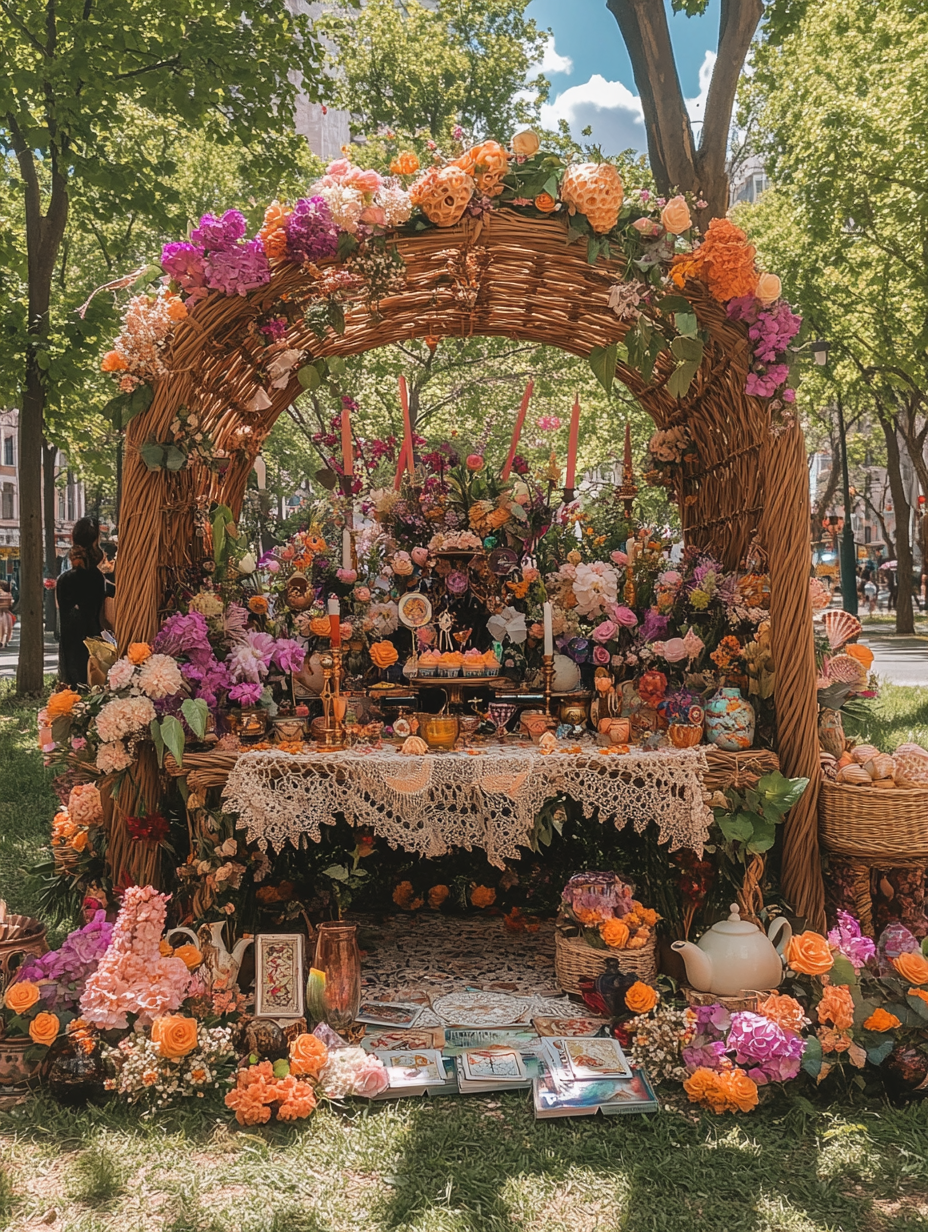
[554,929,658,995]
[109,211,822,922]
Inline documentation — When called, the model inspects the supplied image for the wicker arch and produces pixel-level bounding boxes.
[116,212,823,925]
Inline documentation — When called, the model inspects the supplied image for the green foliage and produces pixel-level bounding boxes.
[713,770,810,861]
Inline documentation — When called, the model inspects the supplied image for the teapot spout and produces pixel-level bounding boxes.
[671,939,713,992]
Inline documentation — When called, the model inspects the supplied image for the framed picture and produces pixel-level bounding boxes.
[255,933,305,1020]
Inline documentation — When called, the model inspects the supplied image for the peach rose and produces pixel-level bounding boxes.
[470,885,496,909]
[4,981,39,1014]
[660,195,692,235]
[28,1012,60,1047]
[370,641,398,669]
[600,918,630,948]
[534,192,557,213]
[390,151,420,176]
[894,951,928,985]
[289,1032,329,1077]
[172,944,202,970]
[309,616,332,638]
[511,129,540,157]
[755,272,782,306]
[150,1015,199,1059]
[465,455,485,471]
[786,930,834,975]
[47,689,80,720]
[127,642,152,665]
[624,981,659,1014]
[817,984,855,1030]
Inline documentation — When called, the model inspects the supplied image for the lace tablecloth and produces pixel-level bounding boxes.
[223,744,712,867]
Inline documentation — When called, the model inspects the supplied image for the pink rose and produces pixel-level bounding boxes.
[353,586,371,603]
[529,623,544,640]
[336,568,357,584]
[632,217,663,237]
[352,1055,390,1097]
[339,622,353,640]
[660,637,688,663]
[417,626,436,646]
[682,629,705,660]
[411,547,429,566]
[592,620,618,643]
[610,550,628,566]
[466,455,485,471]
[266,560,280,574]
[611,605,638,628]
[359,205,387,226]
[592,645,611,666]
[326,158,351,178]
[659,570,682,589]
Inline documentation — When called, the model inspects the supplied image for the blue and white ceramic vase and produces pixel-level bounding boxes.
[705,687,755,751]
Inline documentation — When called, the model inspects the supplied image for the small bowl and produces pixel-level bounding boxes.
[417,714,459,751]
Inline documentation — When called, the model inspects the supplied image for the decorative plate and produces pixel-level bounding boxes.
[397,592,433,629]
[430,991,532,1027]
[488,547,518,576]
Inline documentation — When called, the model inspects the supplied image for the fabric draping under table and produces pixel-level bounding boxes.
[223,744,713,867]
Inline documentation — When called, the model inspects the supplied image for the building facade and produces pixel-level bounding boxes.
[0,409,86,584]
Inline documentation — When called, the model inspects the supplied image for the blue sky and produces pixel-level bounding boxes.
[527,0,721,154]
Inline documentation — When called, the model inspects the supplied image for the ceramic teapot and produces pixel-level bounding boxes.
[166,921,253,990]
[671,904,792,997]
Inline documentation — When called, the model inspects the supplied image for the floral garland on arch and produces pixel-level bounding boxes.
[101,131,802,438]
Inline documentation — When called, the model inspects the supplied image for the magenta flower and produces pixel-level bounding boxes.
[204,240,271,296]
[287,196,340,263]
[229,681,263,705]
[190,210,247,250]
[592,645,611,666]
[727,1011,805,1065]
[682,1040,728,1071]
[272,638,306,673]
[828,911,876,970]
[746,1054,803,1085]
[161,241,207,294]
[153,612,211,658]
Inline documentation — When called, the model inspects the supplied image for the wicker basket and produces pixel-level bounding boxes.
[819,780,928,858]
[554,930,658,995]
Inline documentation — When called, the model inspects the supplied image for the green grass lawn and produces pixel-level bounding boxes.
[2,686,928,1231]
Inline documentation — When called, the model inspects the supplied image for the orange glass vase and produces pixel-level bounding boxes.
[310,922,361,1032]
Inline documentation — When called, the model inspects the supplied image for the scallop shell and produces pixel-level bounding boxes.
[538,732,558,753]
[400,735,429,756]
[820,609,863,650]
[825,654,868,688]
[837,764,872,785]
[837,752,854,769]
[893,744,928,788]
[863,754,895,781]
[851,744,881,765]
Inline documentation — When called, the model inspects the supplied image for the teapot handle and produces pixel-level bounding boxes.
[767,916,792,957]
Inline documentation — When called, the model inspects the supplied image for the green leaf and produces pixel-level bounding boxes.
[139,443,166,472]
[666,360,699,399]
[150,716,165,768]
[327,300,346,335]
[336,232,359,262]
[746,819,779,853]
[272,1058,291,1079]
[589,342,618,395]
[658,295,693,316]
[673,311,699,338]
[123,383,154,427]
[159,715,185,768]
[326,356,347,377]
[866,1039,894,1066]
[323,864,350,882]
[670,335,704,364]
[758,772,810,813]
[297,364,322,391]
[716,811,754,843]
[315,468,338,491]
[181,698,209,739]
[801,1035,823,1077]
[164,445,187,471]
[831,953,859,987]
[50,714,72,745]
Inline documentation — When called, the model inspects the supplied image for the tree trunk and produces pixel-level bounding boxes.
[42,440,59,640]
[881,418,916,635]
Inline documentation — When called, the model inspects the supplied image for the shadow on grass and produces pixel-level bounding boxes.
[0,684,57,922]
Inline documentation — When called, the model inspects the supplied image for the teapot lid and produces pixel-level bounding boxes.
[709,904,759,935]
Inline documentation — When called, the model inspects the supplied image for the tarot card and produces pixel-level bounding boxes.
[254,933,305,1019]
[375,1050,446,1088]
[361,1028,445,1053]
[532,1016,609,1038]
[562,1036,631,1081]
[356,1001,424,1028]
[459,1045,527,1084]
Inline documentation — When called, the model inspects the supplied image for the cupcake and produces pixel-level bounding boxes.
[418,649,441,678]
[438,651,464,678]
[462,648,486,677]
[482,650,501,675]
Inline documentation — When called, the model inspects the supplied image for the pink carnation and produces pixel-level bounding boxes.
[96,741,133,774]
[137,653,184,700]
[67,783,103,826]
[106,658,136,691]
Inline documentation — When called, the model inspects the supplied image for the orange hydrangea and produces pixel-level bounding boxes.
[757,992,808,1036]
[684,1066,759,1114]
[894,952,928,985]
[671,217,759,302]
[428,885,450,910]
[863,1008,900,1032]
[625,981,658,1015]
[786,931,834,975]
[816,984,855,1031]
[600,918,630,948]
[101,350,128,372]
[470,885,496,909]
[127,642,151,665]
[46,689,81,720]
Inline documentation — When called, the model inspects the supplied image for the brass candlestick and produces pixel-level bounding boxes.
[320,647,347,750]
[542,653,555,717]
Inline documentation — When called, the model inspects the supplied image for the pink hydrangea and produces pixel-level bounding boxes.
[80,885,190,1028]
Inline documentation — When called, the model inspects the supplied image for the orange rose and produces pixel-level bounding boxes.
[600,918,630,948]
[719,1068,759,1114]
[289,1032,329,1077]
[390,151,420,176]
[392,880,418,910]
[309,616,332,638]
[660,194,692,235]
[910,988,928,1005]
[757,992,807,1035]
[101,350,128,372]
[624,981,659,1015]
[28,1012,60,1047]
[172,944,202,970]
[863,1008,900,1032]
[755,272,782,306]
[127,642,152,665]
[470,885,496,909]
[511,129,541,157]
[47,689,81,720]
[817,984,855,1030]
[534,192,557,214]
[370,641,398,669]
[428,885,450,910]
[4,981,39,1014]
[894,952,928,985]
[845,643,874,671]
[683,1067,717,1105]
[71,829,89,852]
[786,930,834,975]
[150,1015,199,1060]
[248,596,269,615]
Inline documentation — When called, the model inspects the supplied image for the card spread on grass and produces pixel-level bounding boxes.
[561,1036,631,1081]
[361,1028,445,1053]
[375,1050,446,1088]
[533,1067,659,1118]
[460,1045,527,1084]
[355,1001,424,1028]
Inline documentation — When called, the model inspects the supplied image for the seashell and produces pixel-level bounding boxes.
[837,764,871,785]
[895,742,928,758]
[893,743,928,789]
[864,754,895,781]
[825,654,868,689]
[837,752,854,769]
[818,708,846,759]
[872,777,896,789]
[538,732,558,753]
[850,744,881,765]
[820,609,863,651]
[400,736,429,756]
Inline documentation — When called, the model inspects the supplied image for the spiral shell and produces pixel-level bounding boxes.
[837,764,872,785]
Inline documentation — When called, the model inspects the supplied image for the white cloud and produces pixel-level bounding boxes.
[540,50,719,155]
[538,35,573,76]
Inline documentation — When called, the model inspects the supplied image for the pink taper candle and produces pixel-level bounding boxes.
[501,379,533,481]
[565,395,581,490]
[393,376,415,490]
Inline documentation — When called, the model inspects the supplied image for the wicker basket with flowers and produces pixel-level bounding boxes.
[555,872,659,994]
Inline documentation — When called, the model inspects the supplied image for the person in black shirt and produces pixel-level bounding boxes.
[56,517,106,686]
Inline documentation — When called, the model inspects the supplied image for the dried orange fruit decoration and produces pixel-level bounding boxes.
[410,165,475,227]
[560,162,624,234]
[454,141,510,198]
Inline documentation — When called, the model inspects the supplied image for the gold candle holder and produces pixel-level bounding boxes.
[542,653,555,717]
[320,647,348,750]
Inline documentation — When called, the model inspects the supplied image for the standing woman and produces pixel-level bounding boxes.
[0,581,13,649]
[56,517,106,686]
